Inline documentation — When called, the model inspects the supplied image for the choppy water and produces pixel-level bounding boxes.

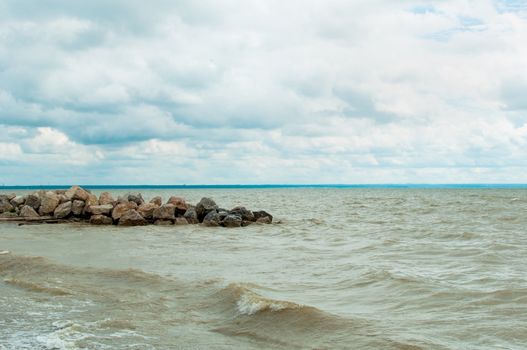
[1,188,526,349]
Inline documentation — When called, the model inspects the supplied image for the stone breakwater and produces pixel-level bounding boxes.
[0,186,273,227]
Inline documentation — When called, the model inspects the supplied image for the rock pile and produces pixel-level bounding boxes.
[0,186,273,227]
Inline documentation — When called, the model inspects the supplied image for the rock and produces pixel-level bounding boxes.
[87,204,114,216]
[38,191,60,215]
[54,189,66,195]
[150,196,162,206]
[6,193,16,201]
[174,217,189,225]
[58,194,69,204]
[118,209,147,226]
[183,208,199,224]
[241,220,253,227]
[54,201,72,218]
[256,216,272,224]
[196,198,218,222]
[222,214,242,228]
[0,212,18,218]
[89,214,113,225]
[0,198,14,214]
[19,205,39,218]
[112,202,138,221]
[25,194,41,210]
[230,206,255,222]
[127,193,144,206]
[10,196,25,207]
[154,220,173,225]
[137,203,158,219]
[85,193,99,206]
[71,200,85,216]
[218,210,229,221]
[167,196,188,214]
[153,204,176,220]
[65,186,90,201]
[99,192,114,205]
[202,210,221,227]
[253,210,273,223]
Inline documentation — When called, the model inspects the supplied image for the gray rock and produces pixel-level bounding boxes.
[87,204,114,216]
[54,201,72,218]
[202,210,221,227]
[230,206,255,222]
[20,205,39,218]
[150,196,163,206]
[241,220,253,227]
[38,191,60,216]
[89,214,113,225]
[127,193,144,206]
[253,210,273,223]
[118,209,147,226]
[153,204,176,220]
[71,200,85,216]
[25,194,41,210]
[196,198,218,222]
[183,208,199,224]
[222,214,242,228]
[0,212,18,218]
[0,198,14,214]
[256,216,272,224]
[10,196,25,207]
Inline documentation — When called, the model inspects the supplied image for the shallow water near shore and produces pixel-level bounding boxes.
[1,188,526,349]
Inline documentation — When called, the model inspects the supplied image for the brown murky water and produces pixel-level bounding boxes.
[1,188,526,349]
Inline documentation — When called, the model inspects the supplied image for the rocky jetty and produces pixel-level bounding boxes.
[0,186,273,227]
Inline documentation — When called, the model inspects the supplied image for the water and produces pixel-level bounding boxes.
[1,188,526,349]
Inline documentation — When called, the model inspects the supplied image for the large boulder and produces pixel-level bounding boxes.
[174,217,189,225]
[10,196,25,207]
[153,204,176,220]
[19,205,39,218]
[25,194,41,210]
[183,208,199,224]
[54,201,72,218]
[118,209,147,226]
[65,186,90,201]
[38,191,60,216]
[202,210,221,227]
[253,210,273,223]
[127,193,144,206]
[167,196,188,214]
[87,204,114,216]
[98,192,114,205]
[71,200,85,216]
[150,196,163,206]
[196,198,218,222]
[89,214,113,225]
[0,198,14,214]
[137,203,158,219]
[112,202,138,221]
[58,194,69,204]
[230,206,255,222]
[222,214,242,228]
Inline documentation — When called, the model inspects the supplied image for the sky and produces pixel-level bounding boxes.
[1,0,527,185]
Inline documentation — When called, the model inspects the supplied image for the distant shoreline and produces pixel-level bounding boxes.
[1,184,527,190]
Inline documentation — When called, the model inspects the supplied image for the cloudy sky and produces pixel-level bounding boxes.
[1,0,526,185]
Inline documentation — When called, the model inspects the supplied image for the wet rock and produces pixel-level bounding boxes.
[153,204,176,220]
[183,208,199,224]
[65,186,90,201]
[253,210,273,223]
[10,196,25,207]
[241,220,253,227]
[174,217,189,225]
[99,192,115,205]
[150,196,163,206]
[71,200,85,216]
[256,216,272,224]
[196,198,218,222]
[90,214,113,225]
[25,194,41,210]
[88,204,114,216]
[54,201,72,218]
[0,198,14,214]
[230,206,255,222]
[222,214,242,228]
[154,220,173,225]
[137,203,158,219]
[38,191,60,216]
[202,210,221,227]
[118,209,147,226]
[20,205,39,218]
[167,196,188,214]
[112,202,138,221]
[127,193,144,206]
